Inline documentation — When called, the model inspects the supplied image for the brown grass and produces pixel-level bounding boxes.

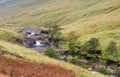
[0,55,75,77]
[0,73,8,77]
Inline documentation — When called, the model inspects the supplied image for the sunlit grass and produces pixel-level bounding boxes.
[0,40,107,77]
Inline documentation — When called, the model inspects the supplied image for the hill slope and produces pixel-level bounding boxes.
[0,55,74,77]
[0,40,107,77]
[0,0,120,53]
[0,0,120,76]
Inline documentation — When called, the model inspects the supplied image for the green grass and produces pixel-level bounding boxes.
[0,28,23,42]
[0,40,107,77]
[0,0,120,76]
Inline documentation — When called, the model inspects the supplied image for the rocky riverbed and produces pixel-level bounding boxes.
[17,28,51,54]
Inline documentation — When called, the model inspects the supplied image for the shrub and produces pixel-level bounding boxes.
[106,41,117,56]
[89,56,99,63]
[45,47,60,59]
[67,31,81,56]
[82,38,100,54]
[44,21,64,48]
[68,41,81,56]
[69,56,87,68]
[115,67,120,76]
[98,67,110,75]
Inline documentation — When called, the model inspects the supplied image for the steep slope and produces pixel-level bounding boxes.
[0,0,119,76]
[0,0,49,14]
[0,0,119,26]
[0,0,120,49]
[0,55,74,77]
[0,40,107,77]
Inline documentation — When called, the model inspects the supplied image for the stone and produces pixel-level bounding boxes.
[88,67,93,71]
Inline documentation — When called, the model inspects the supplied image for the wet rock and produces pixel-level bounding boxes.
[88,67,93,71]
[110,75,116,77]
[60,55,67,61]
[0,51,3,54]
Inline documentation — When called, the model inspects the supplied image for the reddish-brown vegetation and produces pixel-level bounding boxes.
[0,45,4,49]
[0,55,75,77]
[0,73,8,77]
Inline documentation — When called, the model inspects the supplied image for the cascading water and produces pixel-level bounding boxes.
[34,40,45,47]
[35,40,41,45]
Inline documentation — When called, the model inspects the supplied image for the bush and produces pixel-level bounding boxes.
[45,47,60,59]
[82,38,101,54]
[106,41,117,56]
[115,67,120,76]
[69,56,87,68]
[98,67,110,75]
[67,31,81,56]
[89,56,99,63]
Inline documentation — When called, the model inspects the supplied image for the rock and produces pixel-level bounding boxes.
[0,51,3,54]
[88,67,93,71]
[10,52,15,55]
[60,55,67,61]
[110,75,116,77]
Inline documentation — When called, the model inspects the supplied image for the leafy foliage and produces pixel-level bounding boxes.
[68,56,87,68]
[106,41,117,55]
[98,67,111,75]
[116,67,120,76]
[45,47,60,59]
[68,41,81,56]
[67,31,81,56]
[82,38,100,54]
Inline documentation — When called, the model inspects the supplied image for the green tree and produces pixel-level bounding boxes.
[45,47,60,59]
[106,41,117,55]
[68,40,81,56]
[44,21,59,37]
[82,38,100,54]
[67,31,81,56]
[53,32,65,49]
[44,21,64,48]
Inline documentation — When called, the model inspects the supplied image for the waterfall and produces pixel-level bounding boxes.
[34,40,45,47]
[35,40,42,45]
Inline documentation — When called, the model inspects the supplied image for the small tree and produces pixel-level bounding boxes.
[67,31,81,56]
[82,38,100,54]
[44,21,64,48]
[45,47,60,59]
[44,21,60,37]
[106,41,117,56]
[68,41,81,56]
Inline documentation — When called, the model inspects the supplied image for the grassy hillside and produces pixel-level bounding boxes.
[0,0,49,14]
[0,28,23,42]
[0,0,120,76]
[0,0,119,56]
[0,40,107,77]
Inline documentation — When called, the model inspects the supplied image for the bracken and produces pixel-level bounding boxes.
[0,55,75,77]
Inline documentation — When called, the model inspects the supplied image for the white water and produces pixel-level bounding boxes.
[31,32,35,36]
[34,40,45,47]
[35,40,42,45]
